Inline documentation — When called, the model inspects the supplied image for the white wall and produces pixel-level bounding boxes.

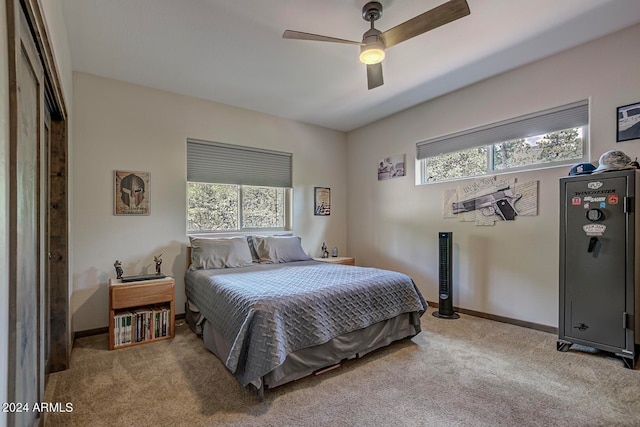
[347,24,640,328]
[39,0,73,104]
[72,72,348,331]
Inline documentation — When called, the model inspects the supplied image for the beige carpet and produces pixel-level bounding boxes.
[45,307,640,427]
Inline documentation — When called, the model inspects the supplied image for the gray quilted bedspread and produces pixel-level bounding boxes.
[185,260,426,386]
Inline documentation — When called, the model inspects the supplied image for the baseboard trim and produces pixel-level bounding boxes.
[74,326,108,338]
[73,308,557,338]
[74,313,186,338]
[427,301,558,334]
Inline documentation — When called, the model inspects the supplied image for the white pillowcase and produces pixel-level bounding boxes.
[189,236,253,269]
[252,236,311,264]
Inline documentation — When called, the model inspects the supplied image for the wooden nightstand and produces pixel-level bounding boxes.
[313,256,355,266]
[108,276,175,350]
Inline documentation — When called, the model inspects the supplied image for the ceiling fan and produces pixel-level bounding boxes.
[283,0,470,90]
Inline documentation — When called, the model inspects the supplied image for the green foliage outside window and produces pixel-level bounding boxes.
[188,183,238,231]
[424,127,584,183]
[242,186,285,229]
[493,128,582,170]
[424,147,488,182]
[187,183,286,232]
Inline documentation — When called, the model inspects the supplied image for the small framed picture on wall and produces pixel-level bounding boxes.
[377,154,406,180]
[314,187,330,216]
[617,101,640,142]
[114,170,150,215]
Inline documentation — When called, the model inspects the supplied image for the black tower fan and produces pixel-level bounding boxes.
[433,232,459,319]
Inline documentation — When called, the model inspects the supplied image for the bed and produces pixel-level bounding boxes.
[184,235,426,399]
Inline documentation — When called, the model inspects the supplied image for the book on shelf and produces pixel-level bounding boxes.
[113,305,171,347]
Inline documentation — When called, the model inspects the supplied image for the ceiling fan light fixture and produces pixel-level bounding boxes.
[359,43,385,64]
[359,28,385,65]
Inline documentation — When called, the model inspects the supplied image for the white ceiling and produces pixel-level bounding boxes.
[60,0,640,132]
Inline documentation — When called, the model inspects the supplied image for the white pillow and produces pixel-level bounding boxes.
[189,236,253,269]
[252,236,311,264]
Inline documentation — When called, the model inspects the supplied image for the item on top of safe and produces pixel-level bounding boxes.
[568,162,596,176]
[592,150,635,174]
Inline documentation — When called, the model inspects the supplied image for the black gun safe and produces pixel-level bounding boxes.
[558,169,639,368]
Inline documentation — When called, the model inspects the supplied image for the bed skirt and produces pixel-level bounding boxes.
[186,300,421,391]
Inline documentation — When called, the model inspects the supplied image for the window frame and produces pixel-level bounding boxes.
[186,182,292,235]
[416,101,590,184]
[186,139,293,235]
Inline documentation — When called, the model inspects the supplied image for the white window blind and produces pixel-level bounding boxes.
[416,100,589,160]
[187,139,292,188]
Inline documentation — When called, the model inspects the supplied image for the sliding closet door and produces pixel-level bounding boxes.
[8,5,45,427]
[44,105,52,376]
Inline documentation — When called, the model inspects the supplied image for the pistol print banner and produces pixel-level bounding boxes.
[442,177,538,225]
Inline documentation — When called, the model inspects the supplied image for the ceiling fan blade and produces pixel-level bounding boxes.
[381,0,470,48]
[282,30,362,45]
[367,63,384,90]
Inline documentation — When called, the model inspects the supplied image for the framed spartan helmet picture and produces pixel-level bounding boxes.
[114,170,150,215]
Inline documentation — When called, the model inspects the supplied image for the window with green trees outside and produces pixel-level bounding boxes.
[421,126,585,183]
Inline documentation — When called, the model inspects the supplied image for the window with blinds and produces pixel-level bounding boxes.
[416,100,589,183]
[186,139,292,233]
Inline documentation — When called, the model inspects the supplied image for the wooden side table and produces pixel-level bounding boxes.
[108,276,175,350]
[313,256,355,266]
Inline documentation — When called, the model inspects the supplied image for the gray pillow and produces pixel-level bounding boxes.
[252,236,311,264]
[246,233,293,262]
[189,236,253,269]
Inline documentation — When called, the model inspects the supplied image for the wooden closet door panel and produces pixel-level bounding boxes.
[9,7,44,427]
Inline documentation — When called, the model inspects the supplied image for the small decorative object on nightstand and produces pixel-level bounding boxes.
[313,256,355,266]
[114,260,123,280]
[108,275,175,350]
[331,247,338,257]
[321,242,329,258]
[154,253,162,275]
